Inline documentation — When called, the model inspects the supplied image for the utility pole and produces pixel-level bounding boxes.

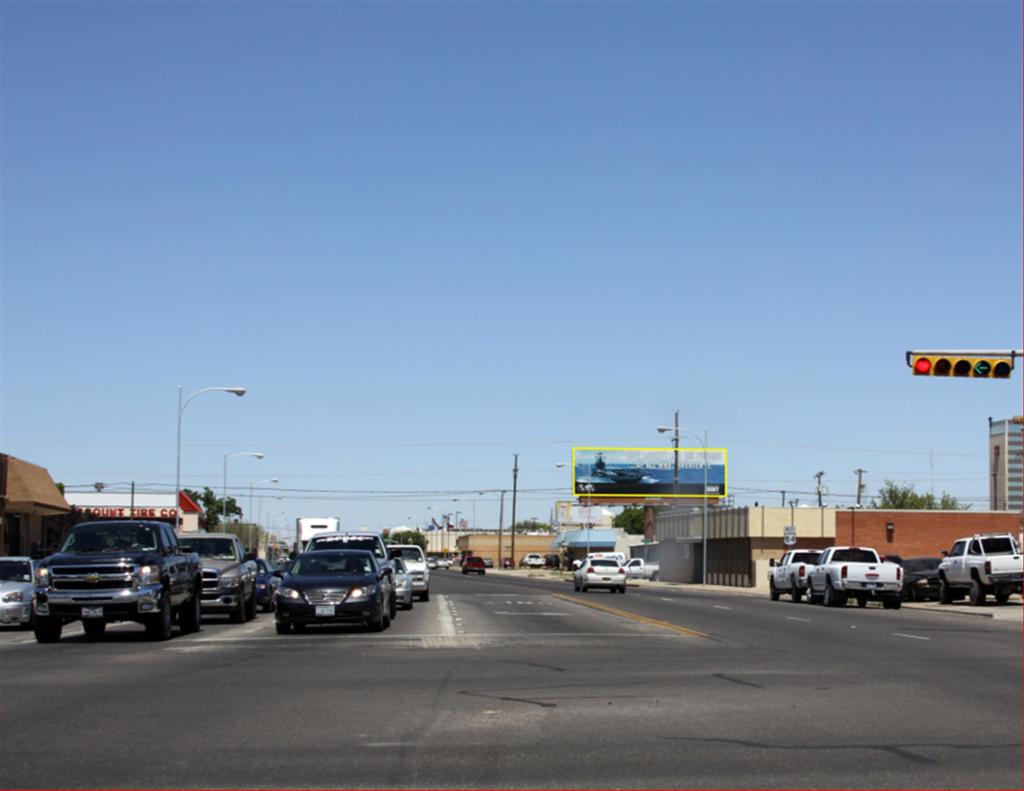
[672,409,680,491]
[814,471,825,508]
[497,490,506,568]
[780,490,786,507]
[854,468,867,507]
[509,455,519,567]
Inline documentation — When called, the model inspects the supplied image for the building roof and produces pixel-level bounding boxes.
[0,454,70,515]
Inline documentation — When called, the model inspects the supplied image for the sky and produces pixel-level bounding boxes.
[1,1,1021,540]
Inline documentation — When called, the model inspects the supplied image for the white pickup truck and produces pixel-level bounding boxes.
[806,546,903,609]
[937,533,1023,606]
[768,549,823,602]
[623,558,660,581]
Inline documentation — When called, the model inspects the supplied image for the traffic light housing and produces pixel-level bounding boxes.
[911,354,1014,379]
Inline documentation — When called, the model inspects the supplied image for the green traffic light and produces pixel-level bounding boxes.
[973,360,992,377]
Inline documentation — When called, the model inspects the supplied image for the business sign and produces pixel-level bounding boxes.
[81,507,178,519]
[572,447,727,498]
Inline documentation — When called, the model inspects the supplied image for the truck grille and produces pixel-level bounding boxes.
[202,569,220,591]
[49,564,133,591]
[304,588,347,605]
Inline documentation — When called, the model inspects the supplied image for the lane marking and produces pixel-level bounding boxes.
[712,605,732,610]
[659,597,675,602]
[892,632,931,641]
[492,612,572,616]
[435,594,458,636]
[551,593,708,638]
[785,616,811,623]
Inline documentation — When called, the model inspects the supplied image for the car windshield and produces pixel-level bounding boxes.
[903,558,940,573]
[60,524,158,553]
[255,560,271,573]
[310,535,384,558]
[0,560,31,582]
[831,549,878,563]
[791,552,820,564]
[590,559,619,568]
[393,547,423,561]
[393,559,408,573]
[290,552,374,576]
[981,537,1018,555]
[179,538,237,560]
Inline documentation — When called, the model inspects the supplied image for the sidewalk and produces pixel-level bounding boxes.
[478,567,1024,621]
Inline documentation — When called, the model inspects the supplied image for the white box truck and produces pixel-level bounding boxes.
[295,517,341,553]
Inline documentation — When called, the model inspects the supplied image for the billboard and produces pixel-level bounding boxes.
[572,446,727,498]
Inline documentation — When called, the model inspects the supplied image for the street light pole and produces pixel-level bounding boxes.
[510,454,519,567]
[581,483,595,558]
[175,385,247,532]
[657,419,710,585]
[222,452,265,521]
[249,478,278,552]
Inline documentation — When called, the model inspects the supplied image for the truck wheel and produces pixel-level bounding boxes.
[824,581,838,607]
[939,578,953,604]
[34,615,62,643]
[420,590,430,603]
[790,577,803,603]
[244,589,257,621]
[230,592,246,623]
[769,580,780,601]
[969,579,986,606]
[179,587,202,634]
[146,593,174,641]
[856,593,868,608]
[888,595,902,610]
[995,588,1012,604]
[82,619,106,640]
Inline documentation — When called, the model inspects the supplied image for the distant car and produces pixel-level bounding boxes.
[0,557,35,629]
[254,558,281,613]
[520,553,545,568]
[900,557,941,602]
[392,558,415,610]
[389,544,429,601]
[426,557,438,570]
[482,558,494,568]
[574,557,627,594]
[274,549,393,633]
[462,557,486,575]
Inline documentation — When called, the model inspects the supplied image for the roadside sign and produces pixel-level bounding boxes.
[783,526,797,546]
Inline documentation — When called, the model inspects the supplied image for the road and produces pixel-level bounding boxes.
[1,570,1020,789]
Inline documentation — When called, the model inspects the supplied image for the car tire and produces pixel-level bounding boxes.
[146,592,174,641]
[969,578,986,606]
[995,588,1012,604]
[275,621,291,635]
[230,592,246,623]
[824,581,844,608]
[462,569,468,575]
[82,619,106,640]
[888,595,902,610]
[939,577,953,604]
[420,590,430,603]
[573,581,580,591]
[790,577,803,603]
[244,588,257,621]
[388,594,397,620]
[367,602,385,632]
[179,587,202,634]
[261,596,274,614]
[33,615,62,643]
[770,580,780,601]
[856,593,868,608]
[292,622,306,633]
[581,585,588,593]
[619,586,627,594]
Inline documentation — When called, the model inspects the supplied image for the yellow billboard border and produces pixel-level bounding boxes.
[571,446,728,499]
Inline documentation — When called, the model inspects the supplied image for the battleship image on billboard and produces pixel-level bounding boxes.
[572,447,727,498]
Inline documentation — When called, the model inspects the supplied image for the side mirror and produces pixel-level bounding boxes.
[271,569,283,578]
[940,550,948,558]
[244,551,257,562]
[769,559,776,567]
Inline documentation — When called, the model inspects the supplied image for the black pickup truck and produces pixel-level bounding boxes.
[33,520,202,643]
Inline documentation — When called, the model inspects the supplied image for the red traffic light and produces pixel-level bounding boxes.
[913,357,932,374]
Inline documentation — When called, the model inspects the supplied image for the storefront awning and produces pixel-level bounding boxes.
[1,454,70,516]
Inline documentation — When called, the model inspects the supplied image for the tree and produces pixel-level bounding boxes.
[613,506,647,535]
[184,487,242,529]
[872,481,966,510]
[512,521,553,534]
[389,529,426,549]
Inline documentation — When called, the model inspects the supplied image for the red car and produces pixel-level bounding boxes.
[462,557,486,575]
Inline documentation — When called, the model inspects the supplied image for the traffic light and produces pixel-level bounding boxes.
[910,354,1014,379]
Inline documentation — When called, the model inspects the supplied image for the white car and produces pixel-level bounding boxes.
[938,534,1023,605]
[573,557,627,594]
[521,553,545,568]
[389,544,430,601]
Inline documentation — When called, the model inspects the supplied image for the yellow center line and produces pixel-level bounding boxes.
[551,593,709,638]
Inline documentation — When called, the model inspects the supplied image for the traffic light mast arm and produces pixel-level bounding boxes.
[905,349,1023,367]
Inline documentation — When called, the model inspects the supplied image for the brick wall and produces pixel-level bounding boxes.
[835,510,1021,558]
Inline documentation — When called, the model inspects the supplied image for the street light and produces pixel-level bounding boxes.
[580,483,595,559]
[249,478,279,551]
[175,385,247,532]
[658,419,709,585]
[222,452,264,520]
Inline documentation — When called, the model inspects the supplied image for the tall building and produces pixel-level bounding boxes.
[988,417,1023,512]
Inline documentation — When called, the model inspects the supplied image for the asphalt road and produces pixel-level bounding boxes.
[1,570,1020,789]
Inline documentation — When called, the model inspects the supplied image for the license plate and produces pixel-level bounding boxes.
[602,577,611,582]
[866,582,878,589]
[315,605,335,617]
[82,606,104,619]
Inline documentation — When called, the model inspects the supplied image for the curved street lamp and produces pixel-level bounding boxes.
[222,452,264,520]
[175,386,247,531]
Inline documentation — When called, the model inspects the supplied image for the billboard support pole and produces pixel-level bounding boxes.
[702,429,708,585]
[510,455,519,567]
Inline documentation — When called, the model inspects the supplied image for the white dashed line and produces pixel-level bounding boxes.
[785,616,811,622]
[892,632,930,641]
[712,605,732,610]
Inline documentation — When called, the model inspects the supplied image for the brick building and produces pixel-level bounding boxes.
[836,508,1021,558]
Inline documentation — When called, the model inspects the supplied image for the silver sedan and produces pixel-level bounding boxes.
[0,557,35,629]
[393,558,415,610]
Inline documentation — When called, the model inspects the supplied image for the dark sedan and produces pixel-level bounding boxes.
[254,558,281,613]
[900,557,942,602]
[274,549,392,634]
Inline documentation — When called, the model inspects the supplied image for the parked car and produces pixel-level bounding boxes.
[392,558,415,610]
[0,557,35,629]
[482,558,494,568]
[574,557,627,594]
[624,557,660,581]
[389,544,430,601]
[274,549,393,633]
[938,534,1023,605]
[178,533,259,623]
[426,557,439,570]
[899,557,942,602]
[520,553,545,568]
[806,546,902,608]
[462,557,486,575]
[33,520,202,642]
[254,558,281,612]
[768,549,823,602]
[544,554,561,569]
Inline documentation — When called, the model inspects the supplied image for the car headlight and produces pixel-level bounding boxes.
[276,587,301,600]
[137,565,161,585]
[2,590,24,603]
[348,586,371,600]
[395,578,410,589]
[257,583,267,589]
[220,576,241,590]
[36,567,49,585]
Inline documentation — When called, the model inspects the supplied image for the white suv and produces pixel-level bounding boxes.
[389,545,430,601]
[521,553,545,568]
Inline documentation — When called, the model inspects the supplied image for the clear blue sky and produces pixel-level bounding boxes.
[2,1,1020,537]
